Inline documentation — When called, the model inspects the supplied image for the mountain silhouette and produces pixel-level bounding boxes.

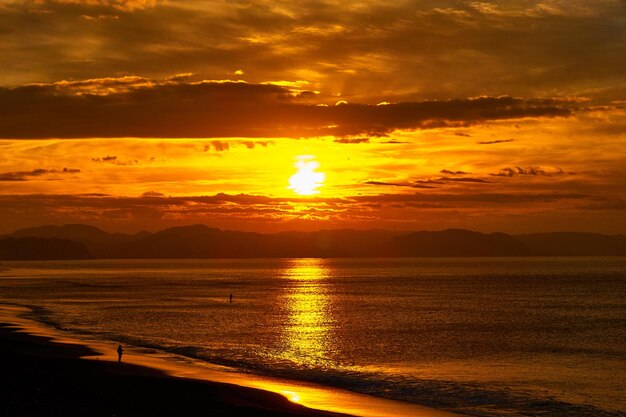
[387,229,532,257]
[9,224,149,258]
[1,224,625,260]
[517,232,626,256]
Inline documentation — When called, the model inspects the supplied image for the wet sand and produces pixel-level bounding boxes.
[1,321,354,417]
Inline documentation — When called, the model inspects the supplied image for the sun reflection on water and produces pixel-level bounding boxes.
[279,258,335,367]
[282,390,301,403]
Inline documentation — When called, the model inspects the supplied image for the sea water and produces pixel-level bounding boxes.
[1,258,624,416]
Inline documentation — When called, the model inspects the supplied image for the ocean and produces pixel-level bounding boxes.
[1,258,625,416]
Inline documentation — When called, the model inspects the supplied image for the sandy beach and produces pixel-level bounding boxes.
[0,306,459,417]
[0,322,356,417]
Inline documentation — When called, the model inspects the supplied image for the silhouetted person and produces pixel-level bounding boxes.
[117,344,124,363]
[229,293,233,303]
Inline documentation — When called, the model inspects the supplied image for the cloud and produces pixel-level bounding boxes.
[0,191,588,213]
[201,140,273,151]
[141,191,165,197]
[366,174,496,190]
[1,0,624,104]
[478,139,515,145]
[364,180,404,187]
[415,179,445,185]
[579,198,626,211]
[350,192,588,204]
[3,189,619,234]
[441,177,490,183]
[467,1,616,18]
[91,155,139,165]
[241,140,272,149]
[414,176,491,185]
[41,0,158,11]
[334,138,370,144]
[490,166,569,177]
[0,167,80,181]
[440,169,469,175]
[364,180,435,189]
[0,77,575,138]
[204,141,230,152]
[92,155,117,162]
[0,191,590,224]
[416,176,490,185]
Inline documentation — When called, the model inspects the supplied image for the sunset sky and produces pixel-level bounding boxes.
[1,0,625,234]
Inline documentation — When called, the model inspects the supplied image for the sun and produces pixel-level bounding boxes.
[288,155,325,195]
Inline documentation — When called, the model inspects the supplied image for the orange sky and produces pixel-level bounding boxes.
[0,0,625,233]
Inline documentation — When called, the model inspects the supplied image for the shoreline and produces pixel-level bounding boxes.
[0,321,345,417]
[1,305,460,417]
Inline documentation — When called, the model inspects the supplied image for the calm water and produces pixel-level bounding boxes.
[1,258,625,416]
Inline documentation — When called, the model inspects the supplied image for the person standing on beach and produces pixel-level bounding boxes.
[229,293,233,303]
[117,344,124,363]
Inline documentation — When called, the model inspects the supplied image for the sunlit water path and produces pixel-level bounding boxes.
[1,258,625,417]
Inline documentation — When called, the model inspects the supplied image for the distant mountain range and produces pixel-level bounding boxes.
[1,224,626,260]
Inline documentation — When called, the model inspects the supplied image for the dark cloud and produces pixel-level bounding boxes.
[1,0,624,104]
[0,193,347,228]
[45,1,157,12]
[0,78,574,138]
[241,140,272,149]
[350,192,588,204]
[364,180,435,189]
[441,177,490,183]
[364,180,404,187]
[141,191,165,197]
[334,138,370,144]
[204,141,231,152]
[369,174,491,189]
[92,155,117,162]
[201,140,273,151]
[440,169,469,175]
[0,168,80,181]
[416,179,445,185]
[410,184,436,189]
[0,190,589,210]
[414,176,490,185]
[1,1,624,104]
[0,191,590,217]
[579,199,626,211]
[490,166,569,177]
[416,176,490,185]
[478,139,515,145]
[91,155,139,165]
[0,190,613,234]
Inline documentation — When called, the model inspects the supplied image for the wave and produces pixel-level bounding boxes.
[21,304,626,417]
[92,334,626,417]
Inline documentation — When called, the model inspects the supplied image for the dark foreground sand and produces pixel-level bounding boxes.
[0,323,350,417]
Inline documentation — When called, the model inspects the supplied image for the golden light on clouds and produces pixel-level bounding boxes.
[288,156,326,196]
[0,0,624,234]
